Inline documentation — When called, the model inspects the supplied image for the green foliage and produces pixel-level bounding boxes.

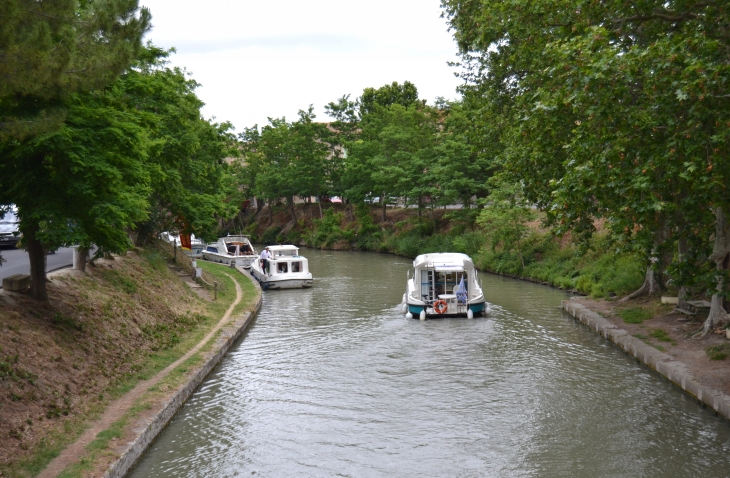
[477,182,537,270]
[706,344,730,361]
[441,0,730,299]
[101,269,138,295]
[0,0,151,141]
[360,81,422,117]
[618,308,654,324]
[261,226,283,246]
[141,250,168,273]
[244,107,330,222]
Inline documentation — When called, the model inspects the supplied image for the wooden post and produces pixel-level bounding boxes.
[173,238,177,264]
[214,281,218,301]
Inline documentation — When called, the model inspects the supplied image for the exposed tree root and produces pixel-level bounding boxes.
[620,267,661,302]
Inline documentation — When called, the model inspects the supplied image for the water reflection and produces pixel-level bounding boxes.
[131,249,730,477]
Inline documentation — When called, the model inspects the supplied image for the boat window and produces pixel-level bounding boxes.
[421,270,431,300]
[436,272,457,296]
[206,246,218,253]
[277,262,288,273]
[291,261,301,273]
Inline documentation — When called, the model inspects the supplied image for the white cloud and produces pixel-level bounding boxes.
[140,0,463,131]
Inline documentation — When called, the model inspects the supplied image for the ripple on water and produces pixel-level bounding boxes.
[131,250,730,478]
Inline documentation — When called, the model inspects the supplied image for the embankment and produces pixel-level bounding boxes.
[562,299,730,421]
[0,244,259,477]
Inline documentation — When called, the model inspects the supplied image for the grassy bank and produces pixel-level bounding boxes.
[241,203,645,299]
[0,244,257,478]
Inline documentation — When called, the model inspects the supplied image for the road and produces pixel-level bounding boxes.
[0,247,75,286]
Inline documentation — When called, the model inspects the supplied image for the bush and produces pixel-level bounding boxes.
[261,226,282,245]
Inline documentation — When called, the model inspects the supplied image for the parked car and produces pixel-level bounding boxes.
[365,196,399,207]
[0,206,20,248]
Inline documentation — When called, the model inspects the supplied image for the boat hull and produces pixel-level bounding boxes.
[201,252,256,269]
[405,299,488,318]
[250,267,313,290]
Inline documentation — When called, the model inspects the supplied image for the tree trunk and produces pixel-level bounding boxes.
[346,200,353,222]
[318,197,323,219]
[676,236,690,312]
[23,225,48,301]
[620,266,661,302]
[75,246,89,273]
[621,222,667,301]
[696,207,730,337]
[287,196,297,222]
[417,195,422,218]
[268,199,273,225]
[381,192,387,222]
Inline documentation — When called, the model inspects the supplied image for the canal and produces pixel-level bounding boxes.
[131,249,730,477]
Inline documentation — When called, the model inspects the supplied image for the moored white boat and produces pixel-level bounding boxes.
[250,245,313,290]
[201,235,257,268]
[401,252,489,320]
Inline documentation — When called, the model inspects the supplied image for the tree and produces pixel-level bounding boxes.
[253,108,329,223]
[0,0,151,140]
[0,84,152,300]
[477,181,537,270]
[112,47,239,245]
[349,103,437,221]
[360,81,423,117]
[431,99,495,220]
[442,0,730,328]
[0,45,239,300]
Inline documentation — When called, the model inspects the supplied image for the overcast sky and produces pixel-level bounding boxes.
[139,0,463,132]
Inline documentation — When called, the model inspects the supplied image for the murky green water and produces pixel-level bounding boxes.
[130,249,730,477]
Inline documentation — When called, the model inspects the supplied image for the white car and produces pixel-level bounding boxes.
[0,207,20,248]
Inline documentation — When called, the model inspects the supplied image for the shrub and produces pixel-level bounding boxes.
[261,226,282,245]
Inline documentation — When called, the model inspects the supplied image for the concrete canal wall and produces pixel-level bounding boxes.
[102,269,262,478]
[562,300,730,421]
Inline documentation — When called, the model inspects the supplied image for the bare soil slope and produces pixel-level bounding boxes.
[0,247,210,474]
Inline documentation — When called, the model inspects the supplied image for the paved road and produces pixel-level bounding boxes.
[0,246,74,286]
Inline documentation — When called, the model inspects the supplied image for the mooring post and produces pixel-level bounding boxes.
[214,281,218,301]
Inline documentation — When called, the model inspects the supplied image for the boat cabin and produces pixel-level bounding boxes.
[404,252,487,318]
[266,245,308,275]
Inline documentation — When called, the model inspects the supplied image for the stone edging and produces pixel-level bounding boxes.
[102,269,263,478]
[562,299,730,421]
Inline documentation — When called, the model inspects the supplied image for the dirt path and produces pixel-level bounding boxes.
[37,271,243,478]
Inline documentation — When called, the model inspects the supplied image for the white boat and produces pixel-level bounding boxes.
[249,245,313,290]
[201,235,257,268]
[160,232,206,258]
[401,252,489,320]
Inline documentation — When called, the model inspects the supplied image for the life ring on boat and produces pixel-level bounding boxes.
[433,300,448,314]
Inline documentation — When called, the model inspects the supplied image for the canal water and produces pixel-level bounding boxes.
[131,249,730,477]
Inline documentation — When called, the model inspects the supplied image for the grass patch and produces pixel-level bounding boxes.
[706,344,730,361]
[649,328,676,344]
[618,307,654,324]
[100,269,138,294]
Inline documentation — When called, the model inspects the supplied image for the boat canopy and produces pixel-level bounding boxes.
[413,252,474,271]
